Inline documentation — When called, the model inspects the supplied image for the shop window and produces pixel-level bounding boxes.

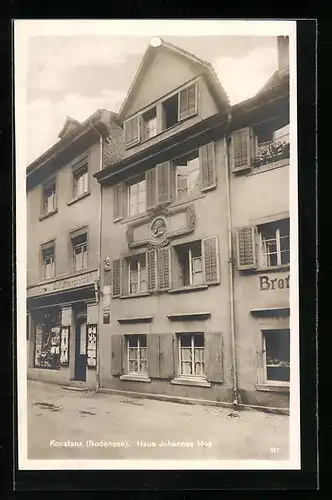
[174,150,200,198]
[72,232,88,272]
[41,241,55,280]
[258,219,290,268]
[174,240,203,287]
[128,253,148,295]
[141,107,157,141]
[126,334,147,374]
[73,162,88,198]
[42,178,56,215]
[263,329,290,383]
[127,174,146,217]
[34,309,61,369]
[177,333,205,377]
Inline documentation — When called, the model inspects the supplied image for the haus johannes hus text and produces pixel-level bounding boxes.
[27,36,291,410]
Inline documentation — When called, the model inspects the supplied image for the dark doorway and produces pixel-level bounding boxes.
[74,314,87,381]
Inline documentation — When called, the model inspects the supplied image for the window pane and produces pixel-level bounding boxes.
[138,335,147,348]
[181,361,192,375]
[194,334,205,347]
[180,334,192,348]
[83,249,88,268]
[128,336,138,348]
[265,329,290,382]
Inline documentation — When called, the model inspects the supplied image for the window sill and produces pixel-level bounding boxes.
[171,377,211,388]
[120,292,151,299]
[121,212,147,225]
[256,383,290,393]
[167,285,208,294]
[67,191,91,206]
[248,158,289,176]
[169,192,205,209]
[120,374,151,383]
[39,208,58,221]
[240,265,290,274]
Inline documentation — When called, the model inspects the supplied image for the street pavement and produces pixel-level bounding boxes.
[27,379,289,460]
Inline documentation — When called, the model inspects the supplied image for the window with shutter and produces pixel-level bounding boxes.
[200,142,216,191]
[113,183,123,221]
[202,236,220,284]
[157,247,171,290]
[147,250,157,291]
[157,162,171,204]
[179,83,197,121]
[236,226,257,270]
[124,115,140,146]
[112,259,122,297]
[145,168,157,209]
[231,127,252,172]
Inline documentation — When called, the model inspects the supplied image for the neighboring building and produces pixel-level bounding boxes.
[229,36,290,408]
[95,36,291,409]
[26,109,124,389]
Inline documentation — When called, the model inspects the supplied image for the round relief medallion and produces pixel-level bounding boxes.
[151,217,166,238]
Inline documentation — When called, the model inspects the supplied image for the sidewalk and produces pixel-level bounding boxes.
[27,380,289,460]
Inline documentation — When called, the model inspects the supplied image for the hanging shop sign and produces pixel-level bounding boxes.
[27,270,98,298]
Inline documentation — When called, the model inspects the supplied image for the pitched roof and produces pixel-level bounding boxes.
[118,37,230,120]
[58,116,81,139]
[256,66,289,95]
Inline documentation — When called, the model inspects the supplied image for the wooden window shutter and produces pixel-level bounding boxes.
[202,236,220,285]
[159,333,174,379]
[147,334,160,378]
[157,161,171,204]
[147,250,157,291]
[236,226,257,270]
[179,83,197,120]
[121,259,129,296]
[230,127,253,172]
[112,259,122,297]
[113,182,123,221]
[111,334,124,376]
[145,167,157,209]
[206,332,224,383]
[157,247,171,290]
[140,114,147,142]
[124,115,140,146]
[200,142,216,191]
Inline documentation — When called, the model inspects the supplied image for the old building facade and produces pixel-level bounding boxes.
[26,109,123,389]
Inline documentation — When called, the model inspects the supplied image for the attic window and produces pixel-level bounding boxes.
[162,94,179,130]
[142,108,157,141]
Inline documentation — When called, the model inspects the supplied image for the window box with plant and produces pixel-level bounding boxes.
[230,123,290,174]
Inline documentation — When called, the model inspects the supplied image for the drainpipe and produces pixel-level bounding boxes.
[223,123,240,406]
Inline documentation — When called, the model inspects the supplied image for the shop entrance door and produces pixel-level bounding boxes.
[74,317,87,381]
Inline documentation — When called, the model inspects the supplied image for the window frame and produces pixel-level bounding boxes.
[128,253,148,295]
[173,149,200,200]
[258,219,290,269]
[177,81,198,122]
[127,174,147,218]
[70,229,88,273]
[41,240,55,281]
[177,333,206,378]
[262,328,290,386]
[126,334,148,375]
[41,177,57,216]
[72,160,89,200]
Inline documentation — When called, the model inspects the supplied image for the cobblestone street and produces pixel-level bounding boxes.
[27,380,289,461]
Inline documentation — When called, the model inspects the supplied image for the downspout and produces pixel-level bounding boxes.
[223,118,240,406]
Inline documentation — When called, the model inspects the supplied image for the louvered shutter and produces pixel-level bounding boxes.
[140,115,147,142]
[112,259,122,297]
[179,83,197,120]
[206,332,223,383]
[230,127,253,172]
[202,236,220,285]
[157,162,171,204]
[200,142,216,191]
[146,167,157,209]
[113,182,123,221]
[111,334,124,376]
[236,226,257,270]
[157,247,171,290]
[159,333,175,379]
[124,115,140,146]
[147,250,157,291]
[147,334,160,378]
